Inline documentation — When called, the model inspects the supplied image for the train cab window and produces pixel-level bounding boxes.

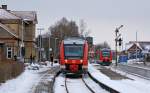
[102,51,110,57]
[64,44,83,59]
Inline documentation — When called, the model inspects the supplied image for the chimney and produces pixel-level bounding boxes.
[2,5,7,10]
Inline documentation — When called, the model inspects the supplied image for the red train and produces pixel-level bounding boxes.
[59,37,88,74]
[99,48,112,66]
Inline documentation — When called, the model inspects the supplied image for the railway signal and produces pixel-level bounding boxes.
[115,25,123,66]
[118,38,122,46]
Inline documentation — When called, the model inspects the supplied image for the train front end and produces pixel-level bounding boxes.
[59,38,88,74]
[100,49,112,66]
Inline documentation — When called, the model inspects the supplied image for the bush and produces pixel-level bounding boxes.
[0,60,24,83]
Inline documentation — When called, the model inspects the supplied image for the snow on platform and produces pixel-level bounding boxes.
[0,70,39,93]
[0,62,59,93]
[89,64,150,93]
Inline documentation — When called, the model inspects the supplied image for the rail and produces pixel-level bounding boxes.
[65,78,70,93]
[117,64,150,80]
[82,77,96,93]
[88,72,120,93]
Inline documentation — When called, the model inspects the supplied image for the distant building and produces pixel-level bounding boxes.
[125,41,150,61]
[36,33,60,61]
[0,5,37,62]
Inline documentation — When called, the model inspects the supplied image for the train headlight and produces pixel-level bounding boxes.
[65,60,68,63]
[80,60,83,63]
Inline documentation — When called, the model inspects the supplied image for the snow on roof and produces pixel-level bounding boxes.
[145,45,150,50]
[126,42,145,51]
[125,43,133,50]
[0,9,20,19]
[0,9,37,23]
[136,43,142,50]
[11,11,37,23]
[140,43,150,50]
[129,41,150,50]
[64,37,85,44]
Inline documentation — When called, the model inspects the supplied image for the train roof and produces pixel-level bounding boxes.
[64,37,85,44]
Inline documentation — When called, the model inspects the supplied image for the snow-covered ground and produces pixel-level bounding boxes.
[54,74,66,93]
[83,76,108,93]
[1,61,150,93]
[89,63,150,93]
[54,74,108,93]
[0,62,59,93]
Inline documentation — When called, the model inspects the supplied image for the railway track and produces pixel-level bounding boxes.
[116,64,150,80]
[53,72,112,93]
[54,69,119,93]
[65,77,69,93]
[81,77,96,93]
[64,76,96,93]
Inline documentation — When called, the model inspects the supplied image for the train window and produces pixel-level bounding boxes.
[64,45,83,59]
[102,51,110,57]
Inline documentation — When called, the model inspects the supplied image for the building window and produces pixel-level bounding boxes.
[7,47,12,59]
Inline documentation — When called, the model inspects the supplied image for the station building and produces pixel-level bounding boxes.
[0,5,38,62]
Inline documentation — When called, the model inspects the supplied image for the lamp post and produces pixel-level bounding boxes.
[37,28,44,62]
[20,19,25,62]
[136,31,138,62]
[54,38,58,59]
[115,25,123,66]
[20,19,29,62]
[48,30,51,60]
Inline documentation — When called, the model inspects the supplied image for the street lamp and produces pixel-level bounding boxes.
[54,38,58,59]
[115,25,123,66]
[37,28,44,62]
[20,19,30,62]
[48,30,51,60]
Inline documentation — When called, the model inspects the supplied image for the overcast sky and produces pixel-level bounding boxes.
[1,0,150,49]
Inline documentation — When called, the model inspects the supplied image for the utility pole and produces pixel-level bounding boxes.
[136,31,138,62]
[49,31,51,61]
[54,38,58,59]
[37,28,44,62]
[115,25,123,66]
[20,19,24,62]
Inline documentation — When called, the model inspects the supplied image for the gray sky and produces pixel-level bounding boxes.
[1,0,150,49]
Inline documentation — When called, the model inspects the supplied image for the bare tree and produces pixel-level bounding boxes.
[49,17,79,40]
[79,19,91,37]
[95,41,111,51]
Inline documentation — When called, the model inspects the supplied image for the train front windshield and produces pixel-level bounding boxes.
[64,44,83,59]
[102,51,110,57]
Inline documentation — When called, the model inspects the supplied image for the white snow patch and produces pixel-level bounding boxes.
[54,74,66,93]
[0,70,39,93]
[89,64,150,93]
[0,62,59,93]
[83,76,108,93]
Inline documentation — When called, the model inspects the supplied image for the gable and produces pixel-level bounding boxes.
[127,44,142,52]
[0,23,18,38]
[0,27,16,39]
